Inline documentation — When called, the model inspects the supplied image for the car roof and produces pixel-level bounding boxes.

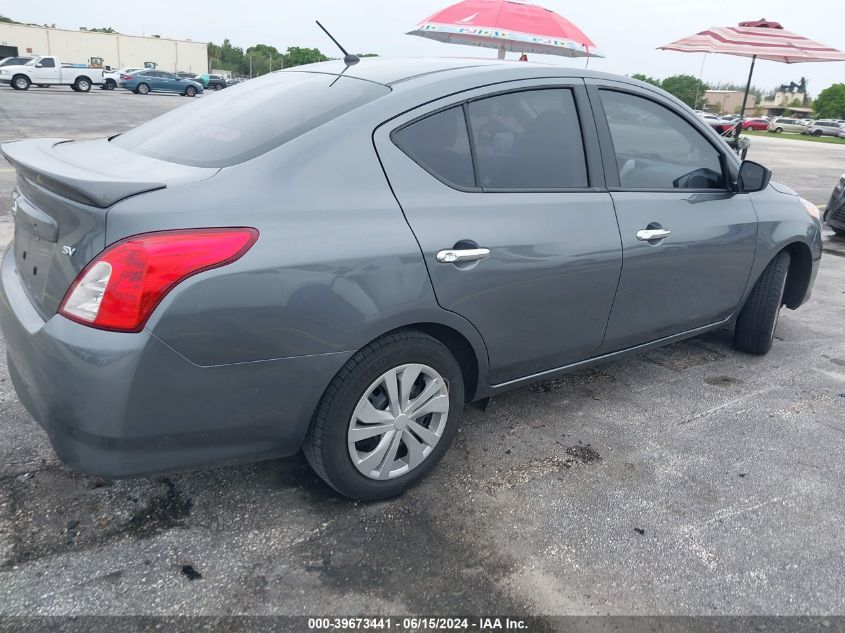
[291,57,635,87]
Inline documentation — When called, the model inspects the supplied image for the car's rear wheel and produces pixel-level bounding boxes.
[137,83,150,95]
[303,330,464,500]
[813,130,823,137]
[185,85,197,97]
[74,77,91,92]
[213,83,223,91]
[734,251,791,355]
[104,79,116,90]
[11,75,30,90]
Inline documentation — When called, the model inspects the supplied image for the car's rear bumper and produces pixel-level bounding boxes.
[0,248,349,478]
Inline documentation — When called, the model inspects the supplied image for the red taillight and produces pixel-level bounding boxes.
[121,74,132,80]
[59,228,259,332]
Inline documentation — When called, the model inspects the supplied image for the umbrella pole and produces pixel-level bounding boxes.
[497,45,506,60]
[735,54,756,139]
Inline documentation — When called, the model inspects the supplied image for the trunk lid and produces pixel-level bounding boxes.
[2,137,217,318]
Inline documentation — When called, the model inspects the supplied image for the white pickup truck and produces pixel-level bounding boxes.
[0,56,104,92]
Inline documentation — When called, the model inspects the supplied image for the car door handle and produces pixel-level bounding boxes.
[436,248,491,264]
[636,228,671,241]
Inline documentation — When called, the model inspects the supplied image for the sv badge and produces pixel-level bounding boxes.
[61,245,76,257]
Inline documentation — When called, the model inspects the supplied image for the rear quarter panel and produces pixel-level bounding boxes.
[105,104,490,378]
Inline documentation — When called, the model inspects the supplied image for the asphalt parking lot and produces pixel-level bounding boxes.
[0,87,843,620]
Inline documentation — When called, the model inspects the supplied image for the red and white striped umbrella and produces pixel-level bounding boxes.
[659,20,845,141]
[408,0,603,59]
[659,20,845,63]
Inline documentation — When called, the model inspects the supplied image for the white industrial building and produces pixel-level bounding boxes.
[0,23,208,74]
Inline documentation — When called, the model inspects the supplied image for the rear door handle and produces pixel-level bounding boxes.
[436,248,491,264]
[636,228,671,241]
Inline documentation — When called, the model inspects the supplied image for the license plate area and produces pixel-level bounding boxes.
[13,195,58,303]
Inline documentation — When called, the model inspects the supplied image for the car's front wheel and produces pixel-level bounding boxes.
[303,330,464,500]
[734,251,791,355]
[185,85,197,97]
[11,75,30,90]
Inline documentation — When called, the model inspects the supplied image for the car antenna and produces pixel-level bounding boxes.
[316,20,359,66]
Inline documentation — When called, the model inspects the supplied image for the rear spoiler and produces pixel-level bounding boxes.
[1,138,165,208]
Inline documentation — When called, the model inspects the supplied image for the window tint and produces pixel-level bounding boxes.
[599,90,725,190]
[392,106,475,188]
[112,71,389,167]
[467,89,587,189]
[39,58,55,68]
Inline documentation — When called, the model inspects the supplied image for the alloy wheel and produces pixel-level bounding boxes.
[347,363,449,480]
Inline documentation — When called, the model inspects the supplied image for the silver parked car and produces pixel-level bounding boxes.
[803,120,845,137]
[767,117,805,133]
[0,59,823,500]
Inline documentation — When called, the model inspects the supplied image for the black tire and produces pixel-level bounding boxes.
[212,83,223,91]
[832,227,845,237]
[774,127,783,133]
[812,130,823,137]
[185,85,197,97]
[104,79,116,90]
[303,330,464,500]
[70,84,79,92]
[734,251,791,355]
[137,82,150,95]
[11,75,30,90]
[74,77,92,92]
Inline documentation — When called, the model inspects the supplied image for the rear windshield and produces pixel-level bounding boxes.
[111,71,389,167]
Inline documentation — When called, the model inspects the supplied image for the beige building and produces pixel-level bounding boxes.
[703,90,757,115]
[0,23,207,74]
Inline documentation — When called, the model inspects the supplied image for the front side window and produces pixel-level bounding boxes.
[467,89,587,189]
[599,90,725,190]
[39,58,55,68]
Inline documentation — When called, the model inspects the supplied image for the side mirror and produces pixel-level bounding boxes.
[737,160,771,193]
[34,63,43,68]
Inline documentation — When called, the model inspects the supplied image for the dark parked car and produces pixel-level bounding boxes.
[825,174,845,236]
[120,69,202,96]
[194,73,227,90]
[0,59,822,500]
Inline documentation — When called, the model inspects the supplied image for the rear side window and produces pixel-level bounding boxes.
[392,106,475,188]
[112,71,390,167]
[392,88,588,190]
[467,89,587,189]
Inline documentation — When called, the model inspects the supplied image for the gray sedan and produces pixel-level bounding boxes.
[0,59,823,500]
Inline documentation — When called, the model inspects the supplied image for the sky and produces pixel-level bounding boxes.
[8,0,845,96]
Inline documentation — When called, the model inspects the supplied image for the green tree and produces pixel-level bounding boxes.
[813,84,845,119]
[0,15,20,23]
[660,74,709,108]
[86,27,119,33]
[283,46,328,68]
[631,73,661,87]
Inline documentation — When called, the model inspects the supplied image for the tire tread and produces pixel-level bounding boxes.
[734,251,790,355]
